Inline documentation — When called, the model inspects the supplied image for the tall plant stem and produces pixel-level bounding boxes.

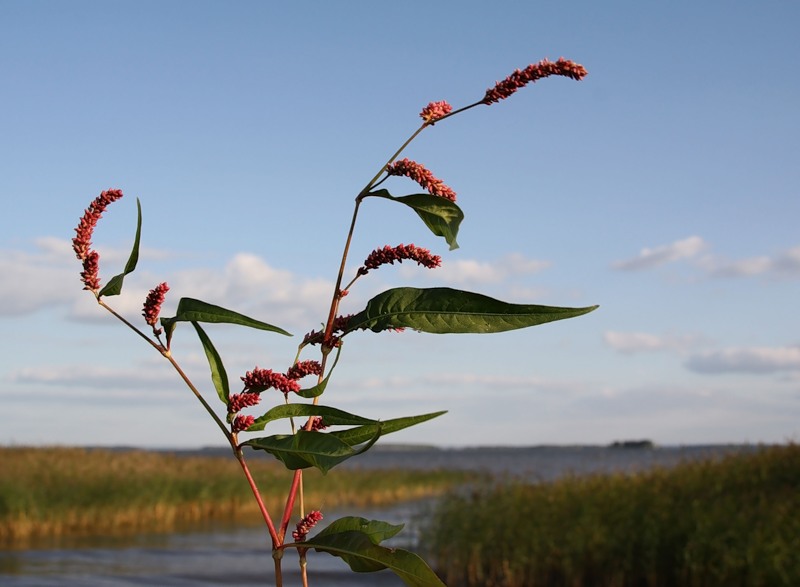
[279,469,303,542]
[322,122,428,345]
[98,299,231,442]
[236,447,281,548]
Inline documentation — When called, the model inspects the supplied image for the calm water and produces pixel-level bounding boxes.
[0,445,757,586]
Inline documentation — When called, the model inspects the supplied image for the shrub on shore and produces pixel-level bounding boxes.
[424,443,800,587]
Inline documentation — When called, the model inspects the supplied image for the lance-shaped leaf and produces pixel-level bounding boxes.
[330,411,446,447]
[314,516,404,545]
[191,322,229,406]
[301,528,446,586]
[247,403,376,433]
[346,287,598,334]
[98,198,142,297]
[161,297,291,345]
[243,428,380,473]
[368,189,463,250]
[296,345,341,399]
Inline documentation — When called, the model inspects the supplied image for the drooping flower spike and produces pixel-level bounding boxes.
[73,188,124,291]
[72,189,124,260]
[241,367,301,395]
[286,360,323,380]
[483,58,587,105]
[385,158,456,202]
[358,244,441,276]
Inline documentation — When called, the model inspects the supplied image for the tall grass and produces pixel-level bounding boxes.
[424,443,800,587]
[0,447,474,546]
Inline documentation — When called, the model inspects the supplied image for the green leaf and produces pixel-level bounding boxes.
[161,297,291,344]
[247,404,376,433]
[243,428,380,473]
[346,287,598,334]
[368,189,463,251]
[296,345,341,399]
[314,516,404,545]
[98,198,142,297]
[302,529,446,586]
[330,411,446,447]
[244,409,446,473]
[191,322,229,406]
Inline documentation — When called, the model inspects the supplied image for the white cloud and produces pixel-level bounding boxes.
[698,245,800,279]
[685,345,800,374]
[612,236,707,271]
[407,252,550,285]
[0,238,78,315]
[10,363,177,392]
[0,239,334,331]
[341,371,584,394]
[604,331,703,355]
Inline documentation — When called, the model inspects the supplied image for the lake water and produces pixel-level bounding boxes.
[0,444,757,586]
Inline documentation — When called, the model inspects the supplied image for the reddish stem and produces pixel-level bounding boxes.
[279,469,303,543]
[235,448,280,548]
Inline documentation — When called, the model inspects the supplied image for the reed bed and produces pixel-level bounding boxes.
[424,443,800,587]
[0,446,473,546]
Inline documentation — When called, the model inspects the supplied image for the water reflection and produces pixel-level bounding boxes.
[0,502,425,586]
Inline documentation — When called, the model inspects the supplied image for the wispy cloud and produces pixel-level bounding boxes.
[0,239,334,330]
[697,245,800,278]
[612,236,707,271]
[404,253,550,285]
[685,345,800,374]
[604,331,704,355]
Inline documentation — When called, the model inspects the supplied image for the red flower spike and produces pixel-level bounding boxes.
[359,244,441,275]
[80,251,101,291]
[142,283,170,329]
[232,414,255,433]
[72,189,124,261]
[286,360,323,381]
[420,100,453,123]
[482,58,587,105]
[228,392,262,414]
[292,510,323,542]
[302,315,354,346]
[241,367,301,394]
[306,416,328,432]
[385,158,457,202]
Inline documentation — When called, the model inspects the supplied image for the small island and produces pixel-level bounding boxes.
[609,439,655,449]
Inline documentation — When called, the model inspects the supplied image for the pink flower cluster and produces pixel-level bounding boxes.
[483,58,588,105]
[419,100,453,123]
[241,367,301,395]
[305,416,328,432]
[228,392,262,415]
[72,189,124,291]
[385,158,457,202]
[292,510,323,542]
[232,414,255,433]
[358,244,441,275]
[286,360,323,380]
[142,282,170,331]
[302,314,353,347]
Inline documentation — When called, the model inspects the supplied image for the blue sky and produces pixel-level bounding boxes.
[2,1,798,448]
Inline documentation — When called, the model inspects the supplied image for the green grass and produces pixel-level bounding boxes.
[424,443,800,587]
[0,446,475,545]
